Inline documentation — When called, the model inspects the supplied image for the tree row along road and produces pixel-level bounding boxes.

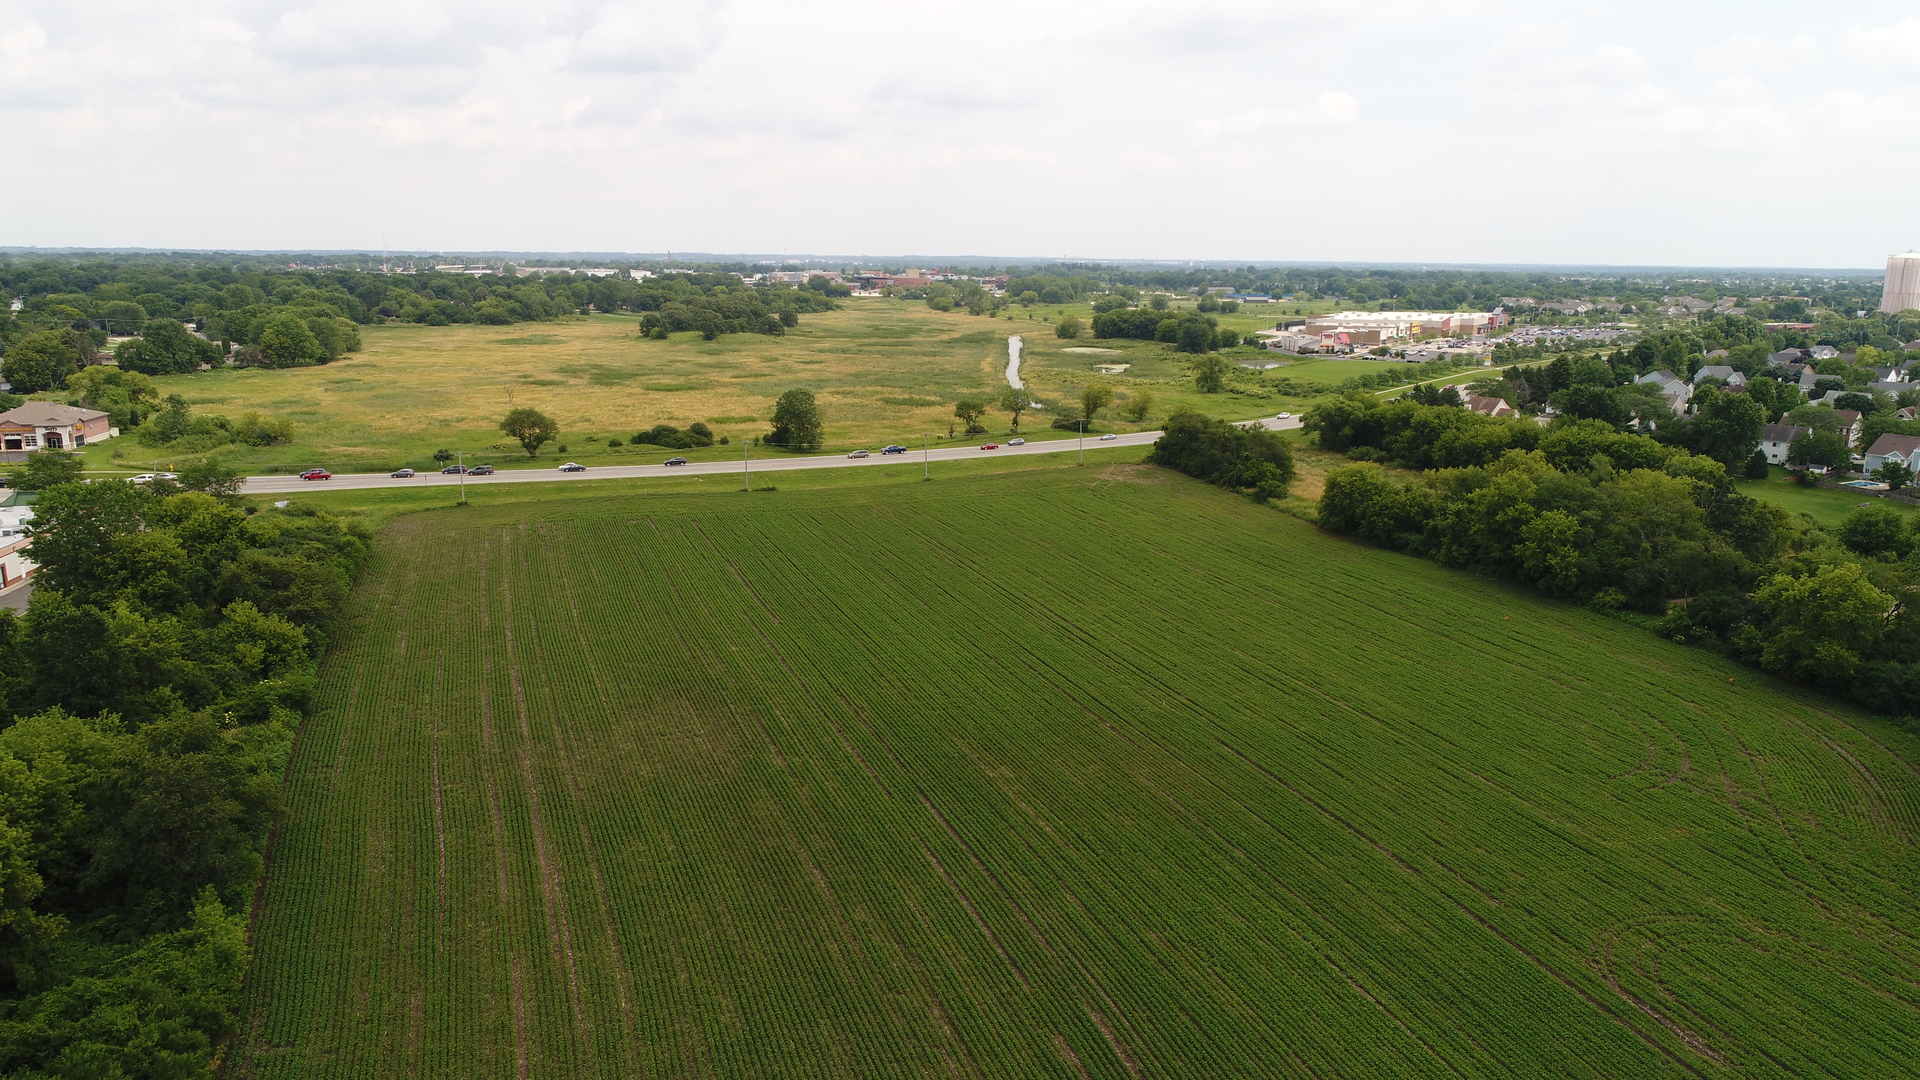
[236,416,1303,495]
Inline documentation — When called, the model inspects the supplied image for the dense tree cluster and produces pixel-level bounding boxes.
[0,480,368,1074]
[1147,411,1296,501]
[1307,394,1920,716]
[1090,307,1239,353]
[635,280,825,340]
[631,422,714,450]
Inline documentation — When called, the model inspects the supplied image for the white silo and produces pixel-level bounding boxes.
[1882,252,1920,314]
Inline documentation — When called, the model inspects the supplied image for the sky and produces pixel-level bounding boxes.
[2,0,1917,268]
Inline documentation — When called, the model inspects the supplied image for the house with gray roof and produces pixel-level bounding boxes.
[1692,365,1746,387]
[1864,433,1920,474]
[1758,423,1810,466]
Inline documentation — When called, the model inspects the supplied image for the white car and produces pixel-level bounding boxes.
[128,472,178,484]
[847,449,870,458]
[1275,412,1293,420]
[1099,433,1118,441]
[1009,438,1025,446]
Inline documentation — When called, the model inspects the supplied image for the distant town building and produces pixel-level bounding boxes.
[1881,252,1920,314]
[1302,311,1508,342]
[0,403,113,454]
[0,505,33,591]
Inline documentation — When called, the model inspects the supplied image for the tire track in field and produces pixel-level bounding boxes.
[477,544,532,1080]
[266,545,405,1078]
[498,527,595,1068]
[547,530,650,1073]
[716,507,1162,1076]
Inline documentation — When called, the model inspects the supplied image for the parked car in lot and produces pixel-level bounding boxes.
[299,469,332,481]
[847,449,870,458]
[1008,438,1025,446]
[390,468,415,478]
[663,457,688,466]
[980,443,999,450]
[1099,433,1118,441]
[558,462,586,472]
[881,445,907,454]
[440,464,467,474]
[468,464,495,476]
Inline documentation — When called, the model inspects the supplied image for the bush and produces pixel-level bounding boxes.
[1147,410,1295,501]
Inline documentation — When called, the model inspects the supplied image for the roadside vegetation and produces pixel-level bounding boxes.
[1309,393,1920,716]
[0,479,368,1076]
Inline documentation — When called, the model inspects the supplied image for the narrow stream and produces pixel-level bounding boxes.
[1005,335,1024,389]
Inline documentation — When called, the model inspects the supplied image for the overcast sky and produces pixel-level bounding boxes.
[3,0,1916,268]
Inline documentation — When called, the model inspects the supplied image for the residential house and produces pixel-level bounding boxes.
[1872,366,1910,384]
[0,506,32,591]
[0,403,113,454]
[1758,423,1810,466]
[1691,365,1747,387]
[1863,433,1920,474]
[1898,405,1920,422]
[1635,369,1681,386]
[1464,395,1515,418]
[1831,409,1865,449]
[1768,348,1807,366]
[1807,345,1841,361]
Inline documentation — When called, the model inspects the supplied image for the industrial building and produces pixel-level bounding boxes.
[1882,252,1920,314]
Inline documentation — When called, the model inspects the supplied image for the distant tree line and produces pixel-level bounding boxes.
[0,479,370,1075]
[0,259,836,370]
[1307,393,1920,717]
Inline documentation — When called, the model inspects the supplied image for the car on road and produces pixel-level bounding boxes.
[299,469,332,481]
[468,464,495,476]
[1275,412,1293,420]
[881,445,907,454]
[129,472,178,484]
[1009,438,1025,446]
[440,464,467,474]
[980,443,999,450]
[1099,433,1118,441]
[390,468,415,478]
[847,449,870,458]
[558,462,586,472]
[663,457,688,466]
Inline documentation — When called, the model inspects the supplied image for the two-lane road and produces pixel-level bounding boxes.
[238,415,1303,495]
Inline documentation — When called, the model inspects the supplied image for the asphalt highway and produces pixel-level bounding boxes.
[238,416,1303,495]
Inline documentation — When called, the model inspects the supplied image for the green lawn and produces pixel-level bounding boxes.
[1735,466,1915,528]
[233,463,1920,1078]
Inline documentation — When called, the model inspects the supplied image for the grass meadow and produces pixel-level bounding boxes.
[95,299,1382,476]
[231,464,1920,1078]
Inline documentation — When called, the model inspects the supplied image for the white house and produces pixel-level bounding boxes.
[1758,423,1809,466]
[0,506,33,591]
[1691,365,1747,387]
[1863,433,1920,474]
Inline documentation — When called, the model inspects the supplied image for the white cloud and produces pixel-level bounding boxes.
[0,0,1912,266]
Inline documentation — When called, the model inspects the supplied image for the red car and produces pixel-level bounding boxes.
[979,443,999,450]
[299,469,332,481]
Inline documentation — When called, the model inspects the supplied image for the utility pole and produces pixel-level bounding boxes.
[1078,418,1087,466]
[457,450,466,505]
[743,437,750,491]
[923,433,930,481]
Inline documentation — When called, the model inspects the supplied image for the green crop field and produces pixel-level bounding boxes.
[232,466,1920,1078]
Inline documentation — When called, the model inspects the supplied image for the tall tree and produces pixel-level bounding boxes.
[1,333,79,394]
[953,399,988,435]
[1192,355,1230,394]
[1691,391,1766,467]
[767,389,823,451]
[999,387,1034,431]
[1080,384,1115,420]
[499,408,558,456]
